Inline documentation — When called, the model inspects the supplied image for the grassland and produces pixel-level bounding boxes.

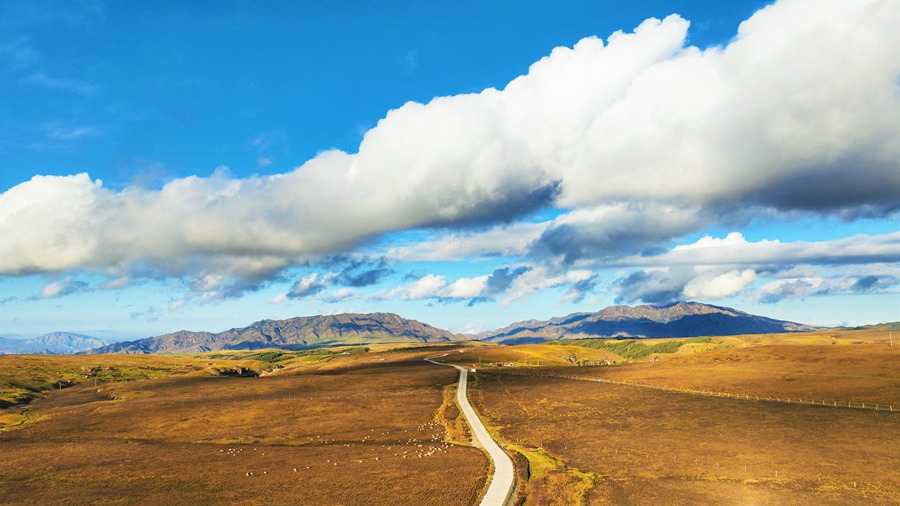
[0,354,271,409]
[2,331,897,505]
[465,332,899,505]
[0,349,488,505]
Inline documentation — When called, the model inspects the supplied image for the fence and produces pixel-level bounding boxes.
[475,368,895,412]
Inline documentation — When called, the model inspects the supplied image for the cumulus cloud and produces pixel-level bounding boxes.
[683,269,757,299]
[614,261,899,305]
[503,267,595,303]
[643,231,900,267]
[754,268,899,303]
[2,0,898,302]
[393,266,532,304]
[614,269,688,304]
[399,274,448,300]
[393,273,487,302]
[614,266,757,303]
[561,273,599,303]
[485,267,531,295]
[530,203,703,264]
[334,257,393,287]
[757,278,824,303]
[286,273,330,299]
[39,278,88,298]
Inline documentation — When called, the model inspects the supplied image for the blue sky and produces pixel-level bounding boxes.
[1,0,898,340]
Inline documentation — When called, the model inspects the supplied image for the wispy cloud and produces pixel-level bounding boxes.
[0,38,40,69]
[1,0,104,28]
[41,122,103,141]
[24,72,98,97]
[403,49,419,73]
[38,278,88,299]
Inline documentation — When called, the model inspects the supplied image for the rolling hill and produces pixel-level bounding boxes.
[91,312,461,354]
[478,302,820,344]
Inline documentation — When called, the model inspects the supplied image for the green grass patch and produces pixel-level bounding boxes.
[552,338,684,360]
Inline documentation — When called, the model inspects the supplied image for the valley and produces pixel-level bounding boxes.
[1,328,897,505]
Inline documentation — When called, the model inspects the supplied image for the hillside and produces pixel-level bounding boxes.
[840,321,900,331]
[0,332,110,355]
[479,302,820,344]
[91,312,461,354]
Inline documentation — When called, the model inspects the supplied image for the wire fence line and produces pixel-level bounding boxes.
[474,368,896,413]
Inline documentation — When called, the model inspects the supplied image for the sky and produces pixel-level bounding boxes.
[1,0,898,340]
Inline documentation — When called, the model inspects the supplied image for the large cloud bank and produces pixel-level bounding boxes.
[2,0,899,301]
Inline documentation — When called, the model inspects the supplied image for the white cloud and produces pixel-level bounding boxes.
[386,221,545,262]
[757,277,824,303]
[674,232,749,251]
[400,274,447,300]
[396,270,530,302]
[23,72,97,96]
[644,231,900,267]
[323,288,357,303]
[502,266,572,303]
[444,276,489,299]
[40,278,87,298]
[684,269,757,299]
[614,261,900,305]
[286,273,332,299]
[2,0,897,302]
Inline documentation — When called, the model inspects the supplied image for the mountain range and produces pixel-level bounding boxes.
[92,312,461,354]
[476,302,821,344]
[0,332,112,355]
[7,302,824,355]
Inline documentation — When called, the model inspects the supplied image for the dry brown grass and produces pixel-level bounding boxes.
[0,356,488,505]
[468,341,900,506]
[567,343,900,406]
[0,354,267,410]
[438,343,621,368]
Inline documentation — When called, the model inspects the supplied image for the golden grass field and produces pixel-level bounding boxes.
[464,332,899,505]
[1,331,897,505]
[0,350,488,505]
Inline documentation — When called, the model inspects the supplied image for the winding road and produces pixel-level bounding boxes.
[427,359,515,506]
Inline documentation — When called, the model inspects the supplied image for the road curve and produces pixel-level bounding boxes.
[427,359,514,506]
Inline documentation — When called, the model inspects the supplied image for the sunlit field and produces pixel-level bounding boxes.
[2,331,897,505]
[465,332,899,505]
[0,352,487,505]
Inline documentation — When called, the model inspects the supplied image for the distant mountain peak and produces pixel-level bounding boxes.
[480,301,819,344]
[91,312,461,354]
[0,332,110,355]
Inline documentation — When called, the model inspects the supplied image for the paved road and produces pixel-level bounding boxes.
[427,359,514,506]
